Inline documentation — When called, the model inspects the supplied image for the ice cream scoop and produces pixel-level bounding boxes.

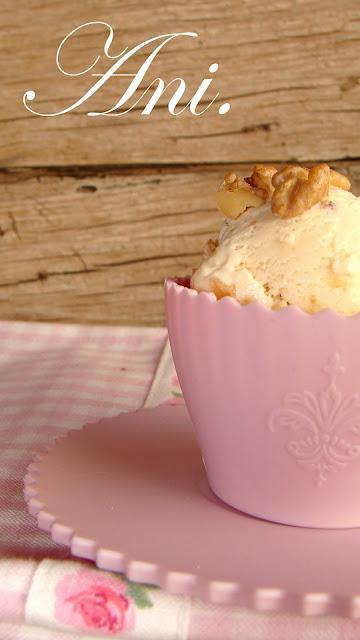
[191,167,360,315]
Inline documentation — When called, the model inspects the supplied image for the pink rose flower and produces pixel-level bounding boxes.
[55,570,135,634]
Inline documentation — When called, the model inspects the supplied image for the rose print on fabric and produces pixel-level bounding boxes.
[166,374,184,405]
[270,353,360,486]
[55,569,152,633]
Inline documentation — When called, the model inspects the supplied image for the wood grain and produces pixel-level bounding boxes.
[1,1,360,325]
[1,0,360,166]
[0,161,359,326]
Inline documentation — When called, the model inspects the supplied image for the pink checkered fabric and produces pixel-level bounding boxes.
[0,321,166,562]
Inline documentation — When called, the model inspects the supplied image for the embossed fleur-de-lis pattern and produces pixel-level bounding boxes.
[269,353,360,487]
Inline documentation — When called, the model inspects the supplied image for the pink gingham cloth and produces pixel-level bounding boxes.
[1,321,360,639]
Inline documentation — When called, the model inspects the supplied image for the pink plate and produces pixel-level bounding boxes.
[24,405,360,617]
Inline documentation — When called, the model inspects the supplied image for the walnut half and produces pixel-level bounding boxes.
[271,164,350,219]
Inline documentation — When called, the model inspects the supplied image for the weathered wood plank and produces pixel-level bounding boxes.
[0,161,359,325]
[1,0,360,166]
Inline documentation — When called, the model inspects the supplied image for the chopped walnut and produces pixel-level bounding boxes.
[215,172,265,219]
[223,172,237,188]
[215,163,351,220]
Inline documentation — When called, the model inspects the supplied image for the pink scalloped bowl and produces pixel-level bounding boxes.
[165,277,360,529]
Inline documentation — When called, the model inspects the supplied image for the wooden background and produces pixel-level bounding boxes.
[1,0,360,325]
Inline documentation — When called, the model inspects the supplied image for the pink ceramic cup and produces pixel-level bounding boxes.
[165,277,360,529]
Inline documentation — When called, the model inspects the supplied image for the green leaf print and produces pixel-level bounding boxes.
[125,579,155,609]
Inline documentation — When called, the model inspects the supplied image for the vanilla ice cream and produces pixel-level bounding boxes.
[191,183,360,315]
